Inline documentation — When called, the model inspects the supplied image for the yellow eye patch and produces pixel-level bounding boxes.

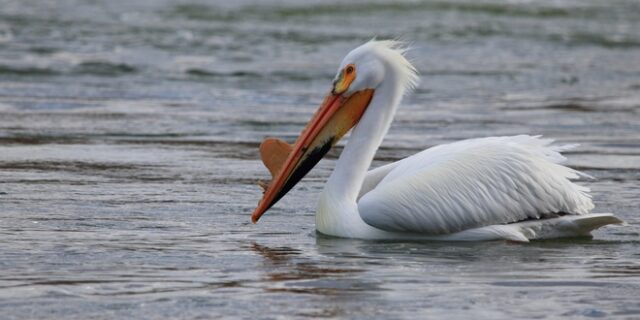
[332,63,356,95]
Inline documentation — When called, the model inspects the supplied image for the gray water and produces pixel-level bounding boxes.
[1,0,639,319]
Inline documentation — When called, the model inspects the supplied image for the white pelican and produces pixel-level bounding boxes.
[250,40,622,242]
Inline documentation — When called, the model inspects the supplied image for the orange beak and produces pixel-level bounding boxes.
[251,89,375,223]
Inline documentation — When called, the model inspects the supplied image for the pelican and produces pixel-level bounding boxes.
[250,40,622,242]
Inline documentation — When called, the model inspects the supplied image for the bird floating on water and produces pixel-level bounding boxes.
[250,40,622,242]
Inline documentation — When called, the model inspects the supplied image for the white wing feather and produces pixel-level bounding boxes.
[357,161,400,200]
[357,135,594,235]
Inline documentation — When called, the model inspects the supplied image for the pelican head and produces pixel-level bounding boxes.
[251,40,418,223]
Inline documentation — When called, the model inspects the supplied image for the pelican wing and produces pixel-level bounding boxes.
[357,135,594,235]
[358,161,401,200]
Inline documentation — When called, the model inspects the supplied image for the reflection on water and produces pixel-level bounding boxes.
[0,0,639,318]
[252,243,370,295]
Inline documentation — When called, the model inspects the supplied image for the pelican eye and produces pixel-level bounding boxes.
[345,65,355,74]
[332,64,357,95]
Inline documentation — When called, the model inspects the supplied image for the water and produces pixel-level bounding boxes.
[1,0,639,318]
